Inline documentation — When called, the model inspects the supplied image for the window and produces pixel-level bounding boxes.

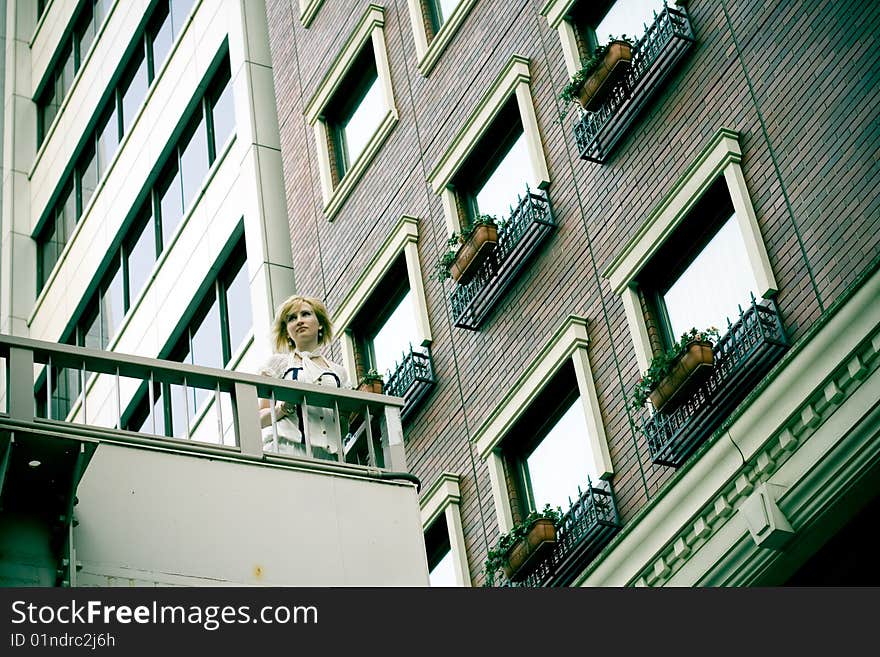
[472,316,613,533]
[427,55,549,236]
[420,473,471,586]
[123,240,252,439]
[36,0,110,146]
[304,5,398,220]
[405,0,478,75]
[334,217,435,420]
[603,128,778,373]
[36,54,234,294]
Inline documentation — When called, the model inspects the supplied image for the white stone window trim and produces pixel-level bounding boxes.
[426,54,550,237]
[471,315,613,533]
[303,4,398,221]
[332,216,432,381]
[299,0,323,27]
[541,0,585,77]
[420,472,471,586]
[404,0,478,77]
[603,127,778,373]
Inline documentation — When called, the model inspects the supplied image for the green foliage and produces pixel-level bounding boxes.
[360,369,383,384]
[629,326,721,410]
[430,215,499,282]
[483,504,563,587]
[558,35,636,113]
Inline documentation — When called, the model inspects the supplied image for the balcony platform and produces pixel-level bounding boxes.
[574,4,695,164]
[643,299,788,468]
[384,347,436,422]
[451,190,555,330]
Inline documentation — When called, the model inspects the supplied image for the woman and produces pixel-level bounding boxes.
[257,295,350,459]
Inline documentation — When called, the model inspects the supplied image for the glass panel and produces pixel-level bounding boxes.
[121,46,149,135]
[370,290,418,376]
[51,368,78,421]
[149,2,174,78]
[210,74,235,155]
[126,211,156,306]
[80,302,102,350]
[101,260,126,346]
[525,396,596,512]
[224,259,252,360]
[179,112,209,212]
[95,0,114,26]
[158,165,183,246]
[96,105,119,176]
[59,45,75,97]
[77,4,96,65]
[474,132,531,221]
[39,222,60,289]
[39,97,58,142]
[662,214,761,340]
[594,0,665,43]
[170,0,195,37]
[342,75,384,171]
[59,183,77,244]
[433,0,462,27]
[78,146,98,214]
[190,295,222,410]
[429,548,457,587]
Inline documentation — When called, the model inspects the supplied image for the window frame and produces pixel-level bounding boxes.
[603,127,778,372]
[404,0,478,76]
[333,216,433,388]
[427,55,550,237]
[303,4,398,221]
[420,473,471,587]
[471,316,613,533]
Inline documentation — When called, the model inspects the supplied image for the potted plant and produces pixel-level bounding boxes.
[631,326,721,413]
[560,36,635,113]
[483,504,563,586]
[358,369,384,394]
[432,215,500,283]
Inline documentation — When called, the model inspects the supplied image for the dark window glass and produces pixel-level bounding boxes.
[149,1,174,78]
[158,164,183,245]
[59,45,75,98]
[179,111,208,211]
[78,145,98,214]
[121,45,149,134]
[80,301,102,350]
[210,71,235,155]
[59,183,77,244]
[39,222,61,289]
[77,4,97,63]
[126,210,157,306]
[224,258,251,359]
[101,259,126,346]
[96,104,120,176]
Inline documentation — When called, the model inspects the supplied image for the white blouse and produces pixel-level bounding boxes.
[257,350,351,455]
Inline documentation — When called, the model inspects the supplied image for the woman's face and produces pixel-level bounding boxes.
[286,302,320,348]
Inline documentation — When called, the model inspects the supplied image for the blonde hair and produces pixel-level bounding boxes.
[271,295,334,353]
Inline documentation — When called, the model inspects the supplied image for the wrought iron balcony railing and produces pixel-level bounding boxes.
[643,297,788,468]
[573,2,695,163]
[450,188,556,330]
[383,345,435,422]
[507,478,621,587]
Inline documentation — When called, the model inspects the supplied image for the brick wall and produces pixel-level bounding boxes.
[265,0,880,585]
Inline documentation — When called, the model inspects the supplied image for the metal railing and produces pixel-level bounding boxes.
[642,296,788,467]
[507,478,621,587]
[0,334,408,472]
[573,2,695,163]
[450,187,556,330]
[383,345,436,422]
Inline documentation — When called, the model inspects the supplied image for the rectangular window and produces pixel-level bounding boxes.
[158,162,184,246]
[425,0,463,34]
[425,515,457,587]
[179,111,209,210]
[209,61,235,155]
[125,208,158,308]
[121,44,149,134]
[149,1,174,77]
[78,145,98,214]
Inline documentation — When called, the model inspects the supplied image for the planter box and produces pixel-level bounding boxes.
[502,518,557,582]
[358,380,383,394]
[649,340,714,412]
[450,223,498,283]
[577,40,633,111]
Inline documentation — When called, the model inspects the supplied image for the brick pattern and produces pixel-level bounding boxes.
[265,0,880,585]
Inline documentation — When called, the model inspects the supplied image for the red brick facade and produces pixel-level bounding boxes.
[265,0,880,584]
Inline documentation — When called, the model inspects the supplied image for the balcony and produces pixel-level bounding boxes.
[507,479,621,587]
[573,3,695,163]
[450,188,556,330]
[384,346,436,422]
[0,335,427,586]
[643,298,788,468]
